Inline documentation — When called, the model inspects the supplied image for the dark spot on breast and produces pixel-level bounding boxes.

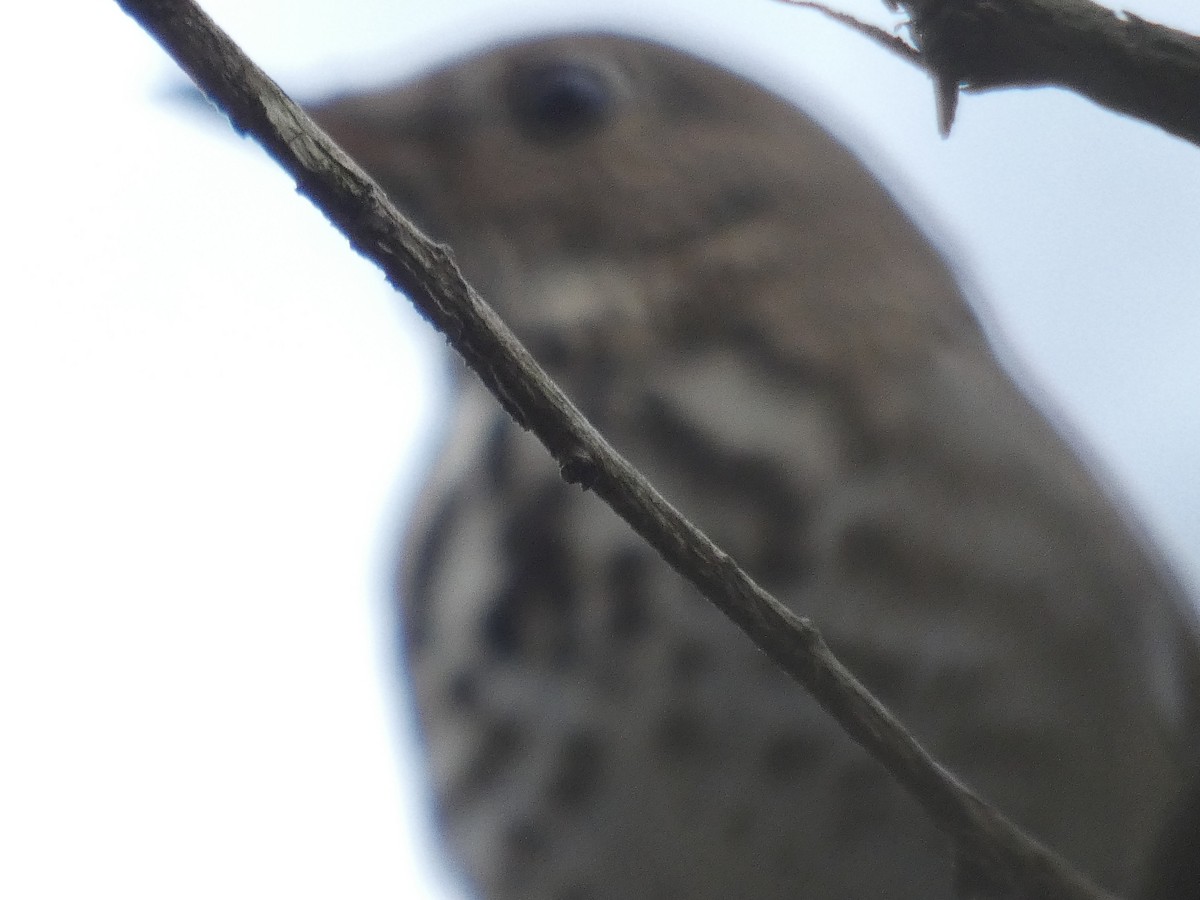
[654,707,709,760]
[504,815,550,877]
[481,485,578,665]
[838,519,909,582]
[446,718,524,811]
[759,732,825,781]
[447,670,478,709]
[669,640,712,686]
[547,730,605,811]
[481,594,522,658]
[605,546,653,641]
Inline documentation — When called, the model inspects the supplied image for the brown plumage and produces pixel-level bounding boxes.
[312,32,1200,898]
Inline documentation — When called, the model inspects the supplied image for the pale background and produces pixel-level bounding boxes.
[2,1,1199,896]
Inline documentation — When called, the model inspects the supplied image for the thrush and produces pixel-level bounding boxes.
[311,32,1200,899]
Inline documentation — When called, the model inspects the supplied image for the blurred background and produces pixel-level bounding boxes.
[2,1,1199,896]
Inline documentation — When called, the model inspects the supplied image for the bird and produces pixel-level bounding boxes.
[309,32,1200,899]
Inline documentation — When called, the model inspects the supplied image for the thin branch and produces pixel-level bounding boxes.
[783,0,1200,143]
[113,1,1117,898]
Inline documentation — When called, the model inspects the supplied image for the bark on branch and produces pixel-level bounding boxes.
[784,0,1200,143]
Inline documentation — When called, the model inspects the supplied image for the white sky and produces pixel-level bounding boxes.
[2,1,1199,897]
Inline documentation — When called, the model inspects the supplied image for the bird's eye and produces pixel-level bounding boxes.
[505,60,614,144]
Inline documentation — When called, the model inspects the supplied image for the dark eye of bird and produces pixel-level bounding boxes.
[505,60,614,144]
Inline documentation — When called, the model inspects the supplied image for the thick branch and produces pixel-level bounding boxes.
[114,2,1116,898]
[785,0,1200,144]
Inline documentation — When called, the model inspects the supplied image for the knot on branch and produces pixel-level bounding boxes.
[559,446,600,490]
